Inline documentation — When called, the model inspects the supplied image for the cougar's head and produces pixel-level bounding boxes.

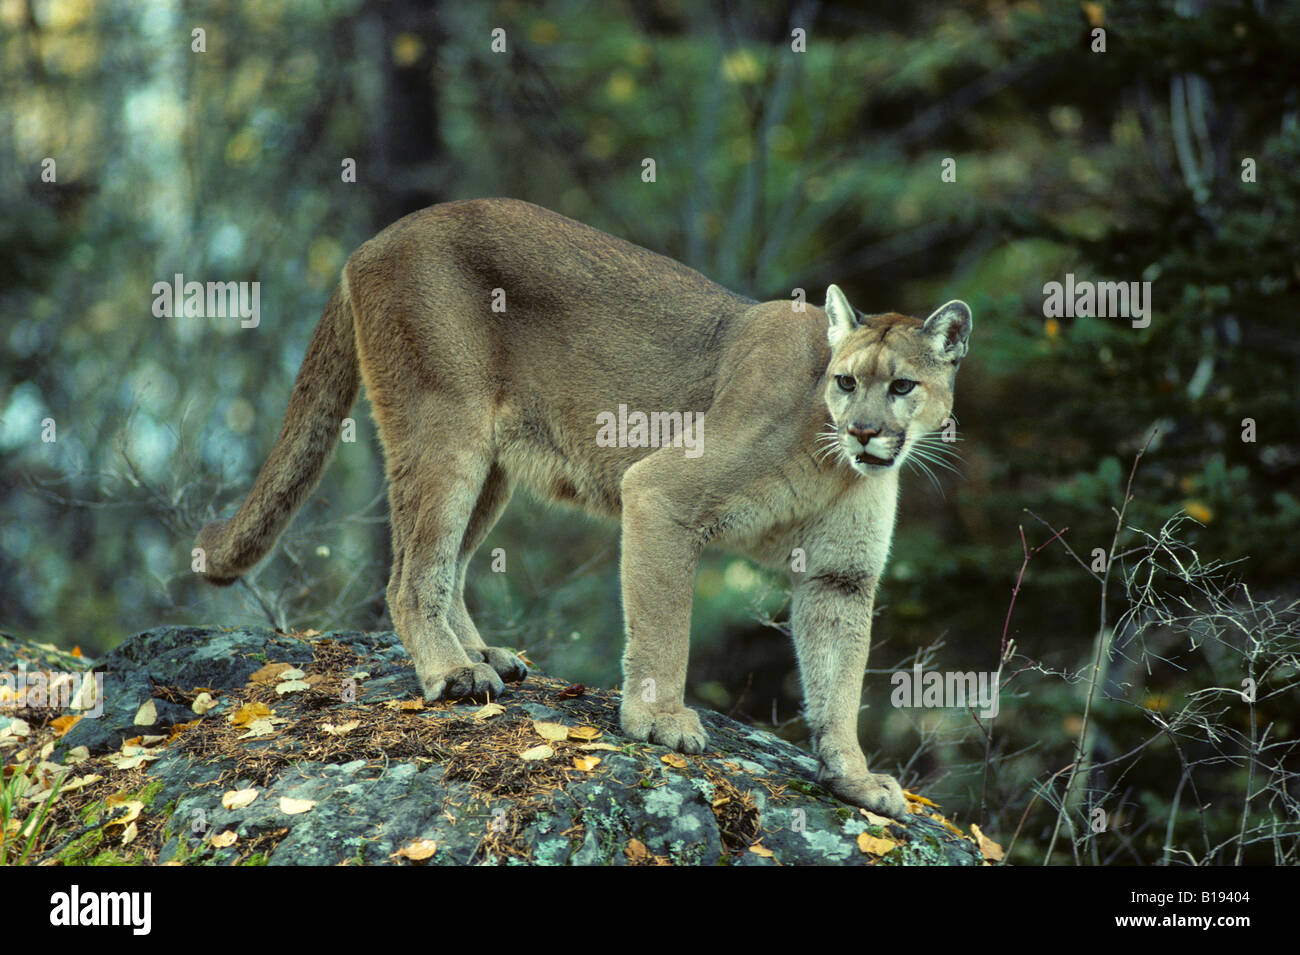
[819,284,971,477]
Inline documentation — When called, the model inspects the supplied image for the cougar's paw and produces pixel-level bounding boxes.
[464,647,529,683]
[421,663,507,702]
[824,772,908,820]
[620,704,708,754]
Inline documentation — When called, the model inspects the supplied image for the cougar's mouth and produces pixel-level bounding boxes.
[854,451,894,467]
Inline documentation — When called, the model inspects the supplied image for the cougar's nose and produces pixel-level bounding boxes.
[847,424,878,445]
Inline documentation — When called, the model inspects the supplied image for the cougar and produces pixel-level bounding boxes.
[195,198,971,817]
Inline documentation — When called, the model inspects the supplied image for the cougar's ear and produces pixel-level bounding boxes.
[922,300,972,363]
[825,284,863,350]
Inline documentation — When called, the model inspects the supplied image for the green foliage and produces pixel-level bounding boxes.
[0,762,67,865]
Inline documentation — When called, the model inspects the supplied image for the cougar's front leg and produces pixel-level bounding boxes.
[791,570,907,819]
[617,461,707,753]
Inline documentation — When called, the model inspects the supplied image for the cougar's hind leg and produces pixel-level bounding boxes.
[348,259,506,700]
[382,411,506,702]
[447,463,527,682]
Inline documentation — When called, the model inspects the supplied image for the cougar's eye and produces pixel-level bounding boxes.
[835,375,856,393]
[889,378,917,396]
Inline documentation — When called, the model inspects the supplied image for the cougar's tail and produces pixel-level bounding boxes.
[195,282,360,585]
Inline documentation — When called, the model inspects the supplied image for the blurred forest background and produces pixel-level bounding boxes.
[2,0,1298,864]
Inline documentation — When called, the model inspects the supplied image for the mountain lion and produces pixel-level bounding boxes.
[195,198,972,818]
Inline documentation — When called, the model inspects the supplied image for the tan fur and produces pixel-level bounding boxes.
[195,198,972,818]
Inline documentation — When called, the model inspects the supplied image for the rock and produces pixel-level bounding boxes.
[0,627,982,866]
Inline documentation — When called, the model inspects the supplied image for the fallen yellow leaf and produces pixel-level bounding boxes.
[568,726,602,741]
[661,753,688,769]
[939,817,964,837]
[749,843,774,858]
[51,714,81,735]
[248,663,293,685]
[222,788,259,810]
[859,809,896,828]
[532,721,569,741]
[472,702,506,721]
[520,744,555,761]
[210,830,238,848]
[106,800,144,828]
[230,702,273,727]
[857,832,898,856]
[168,720,199,738]
[59,773,101,791]
[279,797,316,815]
[970,823,1004,862]
[572,755,601,771]
[133,700,157,726]
[396,838,438,861]
[238,718,276,739]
